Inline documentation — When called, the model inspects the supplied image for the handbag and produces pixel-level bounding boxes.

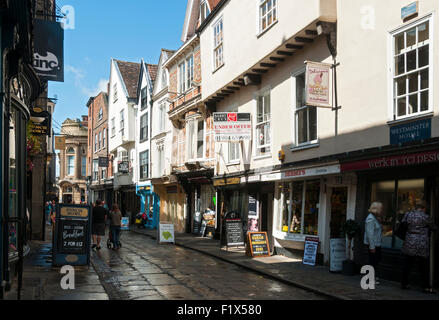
[394,219,408,240]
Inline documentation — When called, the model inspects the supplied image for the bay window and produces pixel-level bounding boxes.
[279,180,320,236]
[392,17,432,119]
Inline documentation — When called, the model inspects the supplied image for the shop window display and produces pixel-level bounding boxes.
[279,180,320,236]
[371,178,424,249]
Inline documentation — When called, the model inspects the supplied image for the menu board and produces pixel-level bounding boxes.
[303,237,319,266]
[59,220,87,254]
[247,232,270,257]
[225,219,244,246]
[330,238,346,272]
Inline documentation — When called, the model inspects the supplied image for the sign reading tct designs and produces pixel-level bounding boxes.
[213,113,251,142]
[33,20,64,82]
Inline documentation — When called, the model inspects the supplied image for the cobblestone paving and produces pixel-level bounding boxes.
[91,231,328,300]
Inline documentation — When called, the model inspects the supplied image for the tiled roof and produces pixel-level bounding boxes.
[146,64,158,82]
[115,60,141,99]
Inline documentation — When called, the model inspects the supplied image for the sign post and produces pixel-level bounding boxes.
[53,204,91,266]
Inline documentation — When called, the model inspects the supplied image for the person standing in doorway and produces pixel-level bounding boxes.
[92,199,108,250]
[109,204,122,250]
[401,200,437,294]
[364,202,384,284]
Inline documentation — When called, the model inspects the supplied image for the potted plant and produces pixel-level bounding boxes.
[340,219,361,276]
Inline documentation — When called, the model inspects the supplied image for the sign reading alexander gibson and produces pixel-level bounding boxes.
[305,61,332,108]
[390,118,431,145]
[33,20,64,82]
[30,108,51,136]
[213,113,251,142]
[98,157,109,168]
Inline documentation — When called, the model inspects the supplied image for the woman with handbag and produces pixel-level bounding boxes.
[400,200,437,293]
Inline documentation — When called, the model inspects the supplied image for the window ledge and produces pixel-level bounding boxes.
[274,230,311,242]
[387,112,434,126]
[256,20,278,39]
[253,154,272,161]
[290,142,320,152]
[226,161,240,166]
[212,63,225,75]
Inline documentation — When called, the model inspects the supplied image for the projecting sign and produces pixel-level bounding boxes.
[98,157,109,168]
[118,161,129,174]
[305,61,332,108]
[55,136,66,150]
[390,118,431,145]
[213,112,251,142]
[33,20,64,82]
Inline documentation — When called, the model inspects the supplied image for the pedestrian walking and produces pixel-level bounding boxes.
[364,201,383,284]
[92,199,108,251]
[401,200,437,294]
[109,204,122,250]
[45,202,51,226]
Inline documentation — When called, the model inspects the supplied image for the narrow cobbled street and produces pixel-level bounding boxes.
[90,231,327,300]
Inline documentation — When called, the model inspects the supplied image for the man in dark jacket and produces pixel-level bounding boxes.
[92,199,108,250]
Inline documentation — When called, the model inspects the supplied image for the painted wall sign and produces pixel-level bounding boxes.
[303,237,320,266]
[305,61,332,108]
[213,112,252,141]
[390,118,431,145]
[341,150,439,172]
[247,232,270,258]
[213,177,241,187]
[401,1,419,20]
[260,173,281,182]
[330,238,346,272]
[33,20,64,82]
[53,204,91,266]
[282,164,340,180]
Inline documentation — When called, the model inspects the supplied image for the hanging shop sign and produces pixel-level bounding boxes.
[305,61,332,108]
[33,19,64,82]
[29,108,51,136]
[158,223,175,244]
[55,136,66,150]
[303,237,320,266]
[390,118,431,145]
[330,238,346,272]
[118,161,130,174]
[340,150,439,172]
[213,112,251,142]
[98,157,109,168]
[53,204,91,266]
[282,164,341,180]
[247,232,270,258]
[401,1,419,20]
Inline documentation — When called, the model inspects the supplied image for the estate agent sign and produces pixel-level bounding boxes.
[213,113,251,142]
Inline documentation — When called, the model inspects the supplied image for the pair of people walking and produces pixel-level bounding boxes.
[364,200,437,293]
[91,199,122,250]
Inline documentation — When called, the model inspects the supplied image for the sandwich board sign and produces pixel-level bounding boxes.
[303,237,319,266]
[158,222,175,244]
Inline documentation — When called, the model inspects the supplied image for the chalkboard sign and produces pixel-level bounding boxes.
[53,204,91,266]
[247,232,270,257]
[225,219,244,247]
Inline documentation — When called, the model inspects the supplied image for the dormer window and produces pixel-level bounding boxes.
[200,0,211,24]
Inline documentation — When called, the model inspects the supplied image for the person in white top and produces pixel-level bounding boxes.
[364,202,383,282]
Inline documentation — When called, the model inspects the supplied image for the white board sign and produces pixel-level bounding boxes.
[330,238,346,272]
[159,223,175,244]
[213,112,251,142]
[303,237,319,266]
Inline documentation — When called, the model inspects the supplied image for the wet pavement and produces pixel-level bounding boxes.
[91,231,327,300]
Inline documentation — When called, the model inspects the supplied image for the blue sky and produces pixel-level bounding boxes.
[50,0,187,132]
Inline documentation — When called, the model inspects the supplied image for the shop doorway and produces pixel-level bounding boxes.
[330,187,348,238]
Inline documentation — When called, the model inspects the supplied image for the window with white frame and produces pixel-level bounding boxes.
[111,118,116,137]
[178,61,186,93]
[156,145,165,177]
[95,134,98,152]
[113,83,118,103]
[177,128,185,165]
[294,71,317,146]
[103,129,106,149]
[161,68,167,89]
[139,150,149,180]
[200,0,210,24]
[187,117,205,161]
[141,87,148,110]
[259,0,277,33]
[213,18,224,70]
[98,108,103,120]
[255,91,271,157]
[93,159,99,181]
[392,18,432,119]
[140,113,148,141]
[186,55,194,90]
[99,131,102,150]
[120,110,125,137]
